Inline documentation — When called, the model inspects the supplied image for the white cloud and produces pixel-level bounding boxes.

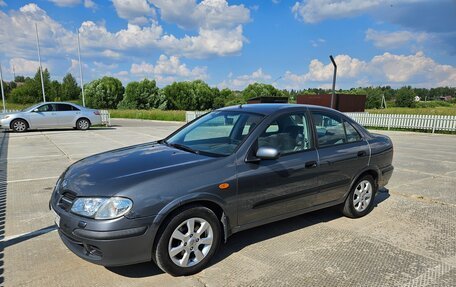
[310,38,325,47]
[101,49,121,58]
[150,0,250,30]
[84,0,96,9]
[130,54,207,85]
[365,28,430,49]
[292,0,419,23]
[284,52,456,88]
[112,0,156,25]
[219,68,272,90]
[48,0,81,7]
[0,4,75,58]
[9,57,50,75]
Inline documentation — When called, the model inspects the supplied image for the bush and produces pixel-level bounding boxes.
[415,101,452,108]
[164,80,214,110]
[365,90,383,109]
[117,79,166,110]
[85,77,124,109]
[395,87,416,107]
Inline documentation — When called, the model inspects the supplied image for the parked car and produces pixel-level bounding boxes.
[0,102,102,132]
[50,104,394,276]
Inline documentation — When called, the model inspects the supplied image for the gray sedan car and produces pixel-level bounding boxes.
[50,104,394,276]
[1,102,102,132]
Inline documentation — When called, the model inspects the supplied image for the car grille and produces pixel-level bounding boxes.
[58,191,77,211]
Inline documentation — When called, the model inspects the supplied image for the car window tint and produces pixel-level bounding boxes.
[312,112,346,147]
[36,104,54,112]
[57,104,73,111]
[258,113,312,155]
[344,121,361,142]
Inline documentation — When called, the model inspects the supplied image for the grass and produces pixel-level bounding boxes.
[109,109,186,122]
[1,103,29,111]
[366,105,456,116]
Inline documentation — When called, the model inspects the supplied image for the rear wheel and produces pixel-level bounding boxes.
[342,175,376,218]
[76,118,90,130]
[11,119,28,132]
[154,206,221,276]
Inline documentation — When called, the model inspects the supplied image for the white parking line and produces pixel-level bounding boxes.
[2,176,59,184]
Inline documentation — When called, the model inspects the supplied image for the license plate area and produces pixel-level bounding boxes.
[51,208,61,228]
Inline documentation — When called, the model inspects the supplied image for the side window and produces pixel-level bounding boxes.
[312,112,346,147]
[344,121,361,142]
[57,104,73,111]
[36,104,54,112]
[258,113,312,155]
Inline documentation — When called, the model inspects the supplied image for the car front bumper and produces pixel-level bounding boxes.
[51,203,158,267]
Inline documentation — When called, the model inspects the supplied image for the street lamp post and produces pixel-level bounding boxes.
[330,55,337,109]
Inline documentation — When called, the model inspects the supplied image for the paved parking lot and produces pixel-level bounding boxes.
[2,119,455,287]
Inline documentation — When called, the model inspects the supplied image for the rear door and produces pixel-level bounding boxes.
[236,111,320,226]
[29,104,59,128]
[56,104,79,126]
[311,111,369,204]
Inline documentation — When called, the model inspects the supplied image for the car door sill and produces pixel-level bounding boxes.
[233,197,346,234]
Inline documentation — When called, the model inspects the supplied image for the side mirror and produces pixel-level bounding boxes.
[256,147,280,160]
[32,109,39,112]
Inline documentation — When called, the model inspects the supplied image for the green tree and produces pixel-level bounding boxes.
[61,73,81,101]
[34,68,51,101]
[365,88,383,109]
[163,80,214,110]
[10,77,39,104]
[85,76,124,109]
[395,86,416,107]
[118,79,166,109]
[48,80,62,101]
[242,83,284,101]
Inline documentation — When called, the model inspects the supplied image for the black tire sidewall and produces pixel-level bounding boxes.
[346,175,377,218]
[154,206,221,276]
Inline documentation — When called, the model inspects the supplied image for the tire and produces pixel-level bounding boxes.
[11,119,28,132]
[154,206,221,276]
[76,118,91,130]
[342,175,377,218]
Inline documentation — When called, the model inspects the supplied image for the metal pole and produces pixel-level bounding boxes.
[329,55,337,109]
[35,23,46,102]
[0,63,5,113]
[12,65,16,81]
[77,30,85,107]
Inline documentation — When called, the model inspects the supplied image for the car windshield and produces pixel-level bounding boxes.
[165,110,264,156]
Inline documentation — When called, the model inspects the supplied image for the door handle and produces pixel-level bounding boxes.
[357,151,367,157]
[305,161,318,168]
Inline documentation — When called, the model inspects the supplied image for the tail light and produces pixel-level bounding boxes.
[93,110,100,115]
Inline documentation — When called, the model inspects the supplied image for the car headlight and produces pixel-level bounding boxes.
[70,197,133,219]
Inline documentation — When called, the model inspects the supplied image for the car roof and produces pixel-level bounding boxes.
[218,103,337,115]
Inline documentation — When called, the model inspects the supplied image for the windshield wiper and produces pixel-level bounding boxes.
[168,143,199,154]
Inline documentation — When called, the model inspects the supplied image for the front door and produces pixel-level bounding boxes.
[236,112,320,226]
[29,104,59,128]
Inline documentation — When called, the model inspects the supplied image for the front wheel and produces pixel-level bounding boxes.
[342,175,377,218]
[11,119,28,132]
[76,118,90,130]
[154,206,221,276]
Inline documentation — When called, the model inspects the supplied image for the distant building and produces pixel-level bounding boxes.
[414,96,421,102]
[247,97,289,104]
[439,95,453,101]
[296,94,366,112]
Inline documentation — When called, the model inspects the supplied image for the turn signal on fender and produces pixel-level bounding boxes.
[218,183,230,190]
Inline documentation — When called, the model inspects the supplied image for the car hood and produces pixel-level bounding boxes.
[62,142,213,196]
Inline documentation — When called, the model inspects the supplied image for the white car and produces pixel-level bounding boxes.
[0,102,102,132]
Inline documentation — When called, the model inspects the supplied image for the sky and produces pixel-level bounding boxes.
[0,0,455,90]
